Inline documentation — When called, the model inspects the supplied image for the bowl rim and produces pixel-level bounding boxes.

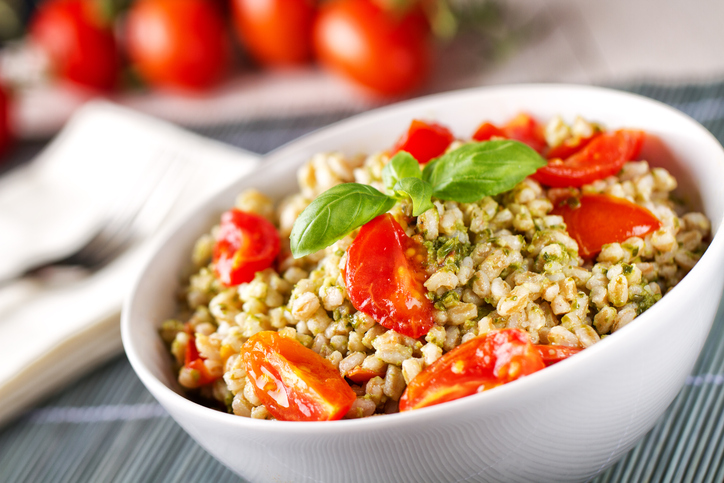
[121,82,724,433]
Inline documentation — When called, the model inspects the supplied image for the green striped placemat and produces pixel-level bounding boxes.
[2,82,724,483]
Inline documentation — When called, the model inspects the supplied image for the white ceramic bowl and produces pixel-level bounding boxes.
[122,84,724,483]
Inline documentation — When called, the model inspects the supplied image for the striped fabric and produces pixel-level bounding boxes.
[2,82,724,482]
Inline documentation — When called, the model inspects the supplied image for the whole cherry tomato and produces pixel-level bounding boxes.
[241,331,357,421]
[399,329,545,411]
[183,328,219,387]
[534,344,582,366]
[391,119,454,164]
[213,209,281,286]
[552,194,661,259]
[126,0,231,91]
[313,0,431,96]
[472,113,547,153]
[0,81,12,158]
[231,0,315,66]
[345,213,434,339]
[29,0,120,91]
[533,130,645,187]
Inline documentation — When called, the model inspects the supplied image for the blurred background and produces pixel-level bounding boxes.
[2,1,724,482]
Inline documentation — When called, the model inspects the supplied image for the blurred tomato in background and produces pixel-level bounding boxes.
[231,0,316,67]
[125,0,232,92]
[314,0,431,96]
[0,79,12,157]
[29,0,121,91]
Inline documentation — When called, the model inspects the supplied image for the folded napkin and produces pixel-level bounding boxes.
[0,102,260,425]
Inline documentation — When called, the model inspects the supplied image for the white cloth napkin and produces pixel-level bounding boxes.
[0,101,261,425]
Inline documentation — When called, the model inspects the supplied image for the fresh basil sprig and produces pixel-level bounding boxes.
[422,140,546,203]
[290,140,545,258]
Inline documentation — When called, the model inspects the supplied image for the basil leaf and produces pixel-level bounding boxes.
[394,177,434,217]
[290,183,395,258]
[382,151,422,193]
[422,140,547,203]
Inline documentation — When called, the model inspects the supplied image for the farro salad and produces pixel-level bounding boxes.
[160,113,710,421]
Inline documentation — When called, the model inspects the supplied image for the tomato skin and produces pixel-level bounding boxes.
[241,331,356,421]
[231,0,315,66]
[345,214,434,339]
[126,0,231,91]
[313,0,431,96]
[184,328,219,386]
[392,120,454,164]
[213,209,281,286]
[533,130,645,187]
[552,194,661,259]
[29,0,120,91]
[534,344,582,366]
[0,82,12,158]
[399,329,545,411]
[345,366,385,384]
[472,113,546,153]
[545,135,594,161]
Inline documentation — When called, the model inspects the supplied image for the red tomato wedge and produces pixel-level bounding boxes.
[533,130,645,187]
[535,345,582,366]
[345,366,385,384]
[472,113,547,153]
[241,331,356,421]
[545,135,595,160]
[399,329,545,411]
[184,328,219,386]
[391,120,455,164]
[345,214,434,339]
[552,194,661,259]
[213,209,281,286]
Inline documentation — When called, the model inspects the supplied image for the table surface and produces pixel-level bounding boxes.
[1,80,724,482]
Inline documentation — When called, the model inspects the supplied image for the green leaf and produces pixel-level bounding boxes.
[394,177,434,217]
[290,183,395,258]
[382,151,422,193]
[423,140,547,203]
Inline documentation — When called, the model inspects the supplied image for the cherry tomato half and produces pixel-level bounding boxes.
[313,0,431,96]
[345,214,434,339]
[241,331,356,421]
[552,194,661,259]
[399,329,545,411]
[30,0,120,91]
[533,130,645,187]
[231,0,315,66]
[126,0,231,91]
[213,209,281,286]
[472,113,547,153]
[534,344,582,366]
[184,330,219,387]
[391,119,454,164]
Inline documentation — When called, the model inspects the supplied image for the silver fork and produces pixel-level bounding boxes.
[1,151,192,285]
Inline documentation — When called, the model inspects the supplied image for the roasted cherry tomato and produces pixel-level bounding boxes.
[345,214,434,339]
[241,331,356,421]
[313,0,431,96]
[126,0,231,91]
[535,344,582,366]
[552,194,661,259]
[472,113,547,153]
[0,81,12,158]
[545,134,595,161]
[399,329,545,411]
[213,209,281,286]
[231,0,315,66]
[391,119,454,164]
[184,329,219,386]
[29,0,120,91]
[345,366,385,384]
[533,130,645,187]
